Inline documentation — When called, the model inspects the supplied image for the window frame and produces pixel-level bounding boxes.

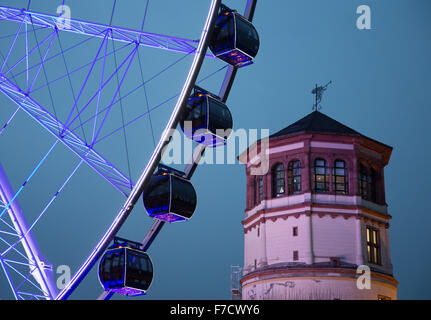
[314,158,330,193]
[366,226,381,265]
[333,159,348,195]
[287,159,301,195]
[359,164,378,202]
[272,163,286,198]
[359,163,368,199]
[253,175,264,206]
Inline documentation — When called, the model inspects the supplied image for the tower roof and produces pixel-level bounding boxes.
[270,110,362,139]
[239,110,393,166]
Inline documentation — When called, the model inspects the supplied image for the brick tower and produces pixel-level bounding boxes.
[238,110,397,300]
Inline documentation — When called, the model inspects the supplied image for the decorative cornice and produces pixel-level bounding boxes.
[240,266,398,288]
[243,203,391,233]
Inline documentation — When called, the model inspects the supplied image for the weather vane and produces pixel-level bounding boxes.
[312,80,332,111]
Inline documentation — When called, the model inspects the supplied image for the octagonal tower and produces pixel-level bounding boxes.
[238,110,397,300]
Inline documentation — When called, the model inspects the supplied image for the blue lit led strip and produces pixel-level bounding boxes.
[0,141,57,220]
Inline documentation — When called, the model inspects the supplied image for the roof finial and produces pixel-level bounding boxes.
[312,80,332,111]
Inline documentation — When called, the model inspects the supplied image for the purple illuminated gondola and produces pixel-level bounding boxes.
[180,86,233,147]
[209,4,260,67]
[143,165,197,223]
[98,237,153,296]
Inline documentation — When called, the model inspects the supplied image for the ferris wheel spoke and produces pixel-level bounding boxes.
[30,22,61,134]
[1,160,83,260]
[0,256,19,299]
[90,45,138,146]
[0,161,57,300]
[91,64,228,146]
[27,30,56,94]
[29,40,131,95]
[0,141,57,220]
[3,28,56,82]
[0,236,30,261]
[62,31,109,132]
[3,260,49,296]
[64,44,138,132]
[0,107,19,136]
[0,19,24,74]
[0,75,133,197]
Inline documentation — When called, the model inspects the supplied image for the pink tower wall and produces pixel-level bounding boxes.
[240,132,397,300]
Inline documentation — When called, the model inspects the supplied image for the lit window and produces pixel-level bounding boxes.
[288,160,301,194]
[272,163,285,198]
[366,227,380,265]
[333,160,348,194]
[378,295,391,300]
[314,159,329,193]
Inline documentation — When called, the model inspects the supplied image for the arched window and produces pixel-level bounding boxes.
[287,160,301,194]
[314,159,329,193]
[333,160,348,194]
[272,163,285,198]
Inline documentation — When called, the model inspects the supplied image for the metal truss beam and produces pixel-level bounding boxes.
[0,162,57,300]
[0,5,215,57]
[0,74,133,197]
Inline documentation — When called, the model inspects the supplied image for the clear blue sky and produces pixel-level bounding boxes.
[0,0,430,300]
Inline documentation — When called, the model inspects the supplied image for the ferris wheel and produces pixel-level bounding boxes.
[0,0,259,300]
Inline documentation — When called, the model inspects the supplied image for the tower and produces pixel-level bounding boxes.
[238,110,397,300]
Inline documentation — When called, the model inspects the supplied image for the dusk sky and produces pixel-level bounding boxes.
[0,0,430,299]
